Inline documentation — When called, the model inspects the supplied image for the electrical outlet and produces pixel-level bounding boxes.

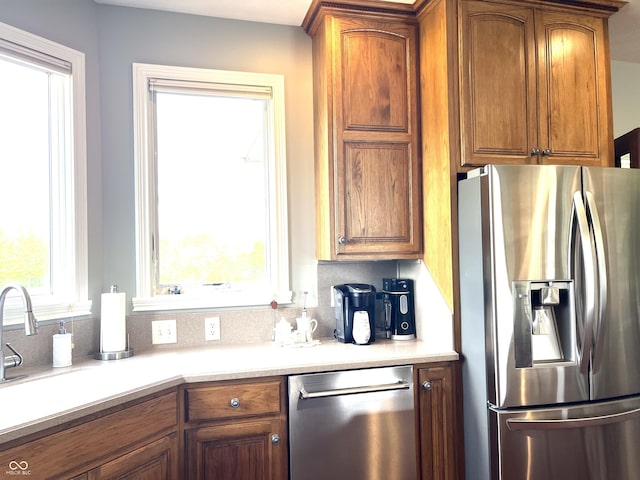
[205,317,221,341]
[152,319,177,344]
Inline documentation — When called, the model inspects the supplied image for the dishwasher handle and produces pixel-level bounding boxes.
[299,380,410,400]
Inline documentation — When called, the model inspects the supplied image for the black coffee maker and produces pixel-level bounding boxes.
[382,278,416,340]
[333,284,376,345]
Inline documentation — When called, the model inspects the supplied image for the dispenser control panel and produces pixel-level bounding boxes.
[513,280,575,368]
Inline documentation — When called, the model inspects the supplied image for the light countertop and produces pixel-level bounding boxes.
[0,339,457,444]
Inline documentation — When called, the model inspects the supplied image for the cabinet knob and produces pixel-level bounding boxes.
[422,380,432,391]
[337,236,347,245]
[271,434,281,445]
[230,397,240,408]
[530,148,541,156]
[542,149,551,156]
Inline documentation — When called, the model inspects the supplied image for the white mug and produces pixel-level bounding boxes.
[296,317,318,342]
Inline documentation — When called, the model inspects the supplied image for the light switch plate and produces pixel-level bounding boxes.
[152,319,177,344]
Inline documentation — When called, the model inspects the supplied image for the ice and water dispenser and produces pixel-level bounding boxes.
[513,280,576,368]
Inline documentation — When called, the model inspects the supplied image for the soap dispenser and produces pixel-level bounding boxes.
[53,320,73,367]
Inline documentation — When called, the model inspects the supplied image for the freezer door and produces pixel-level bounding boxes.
[582,167,640,400]
[491,396,640,480]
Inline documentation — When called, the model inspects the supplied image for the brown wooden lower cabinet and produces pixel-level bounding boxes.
[0,364,461,480]
[182,376,289,480]
[0,390,179,479]
[417,362,461,480]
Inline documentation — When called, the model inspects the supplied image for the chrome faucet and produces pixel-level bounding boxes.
[0,284,39,382]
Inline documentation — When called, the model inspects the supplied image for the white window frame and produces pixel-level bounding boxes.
[131,63,290,311]
[0,22,90,325]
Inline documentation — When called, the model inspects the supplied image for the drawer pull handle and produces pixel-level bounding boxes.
[271,434,281,445]
[230,397,240,408]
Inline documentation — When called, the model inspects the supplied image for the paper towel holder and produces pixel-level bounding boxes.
[95,284,134,361]
[95,334,134,360]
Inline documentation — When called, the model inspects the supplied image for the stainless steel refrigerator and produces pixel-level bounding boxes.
[458,165,640,480]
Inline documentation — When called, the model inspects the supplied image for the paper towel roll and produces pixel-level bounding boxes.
[53,333,73,367]
[101,291,127,352]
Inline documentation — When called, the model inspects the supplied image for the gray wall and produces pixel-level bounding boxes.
[611,60,640,138]
[0,0,318,311]
[0,0,105,313]
[95,6,316,304]
[0,0,322,363]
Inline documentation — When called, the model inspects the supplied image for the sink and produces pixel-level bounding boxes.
[0,366,91,388]
[0,374,29,385]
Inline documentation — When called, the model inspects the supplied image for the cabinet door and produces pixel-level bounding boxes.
[338,19,412,132]
[338,141,418,255]
[536,10,611,166]
[185,419,287,480]
[459,1,538,167]
[459,1,613,169]
[333,17,421,257]
[418,365,458,480]
[88,434,178,480]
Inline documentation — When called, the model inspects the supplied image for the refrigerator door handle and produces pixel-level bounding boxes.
[585,190,608,374]
[506,406,640,431]
[573,191,596,374]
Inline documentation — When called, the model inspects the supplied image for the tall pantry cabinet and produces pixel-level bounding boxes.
[415,0,625,336]
[302,0,422,260]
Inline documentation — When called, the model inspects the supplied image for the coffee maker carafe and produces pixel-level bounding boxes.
[333,284,376,345]
[383,278,416,340]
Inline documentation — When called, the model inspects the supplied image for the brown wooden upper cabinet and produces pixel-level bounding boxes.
[459,1,614,168]
[415,0,623,319]
[303,1,422,260]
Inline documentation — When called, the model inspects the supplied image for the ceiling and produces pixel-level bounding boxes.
[94,0,319,26]
[94,0,639,63]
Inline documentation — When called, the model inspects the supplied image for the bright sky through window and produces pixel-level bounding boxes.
[0,59,52,294]
[155,92,270,287]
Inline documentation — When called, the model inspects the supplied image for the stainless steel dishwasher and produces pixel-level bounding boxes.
[288,365,416,480]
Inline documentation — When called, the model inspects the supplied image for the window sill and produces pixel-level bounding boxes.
[132,290,292,312]
[1,297,92,327]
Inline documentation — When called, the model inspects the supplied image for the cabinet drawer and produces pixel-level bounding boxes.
[185,378,283,423]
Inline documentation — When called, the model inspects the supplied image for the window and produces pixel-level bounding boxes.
[0,22,90,325]
[132,64,290,311]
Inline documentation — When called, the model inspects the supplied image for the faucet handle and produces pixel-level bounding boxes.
[3,343,24,369]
